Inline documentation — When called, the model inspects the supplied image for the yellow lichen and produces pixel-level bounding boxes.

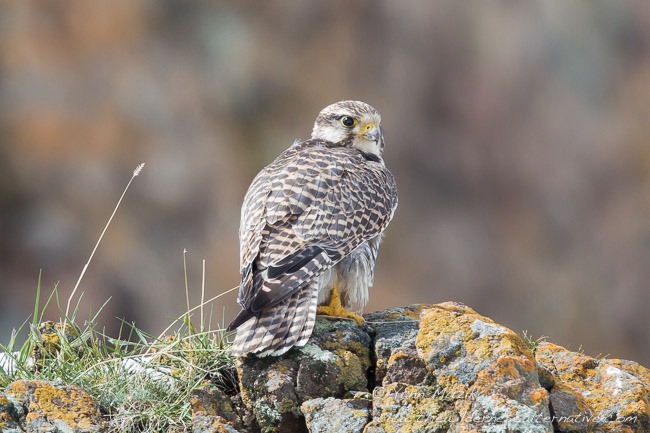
[7,380,102,430]
[387,351,409,366]
[382,304,430,321]
[333,349,367,391]
[32,384,99,428]
[417,303,534,368]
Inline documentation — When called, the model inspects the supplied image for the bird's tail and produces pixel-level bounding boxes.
[230,282,319,357]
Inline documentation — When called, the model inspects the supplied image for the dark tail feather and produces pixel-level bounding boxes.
[230,283,318,357]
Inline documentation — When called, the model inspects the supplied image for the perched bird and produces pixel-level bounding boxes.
[227,100,398,357]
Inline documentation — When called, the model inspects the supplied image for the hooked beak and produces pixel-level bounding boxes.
[359,122,381,142]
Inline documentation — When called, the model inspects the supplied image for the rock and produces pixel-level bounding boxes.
[0,392,23,433]
[415,302,535,392]
[548,384,594,433]
[5,379,106,433]
[32,321,86,370]
[364,383,458,433]
[192,415,242,433]
[414,302,553,432]
[300,395,371,433]
[366,305,429,386]
[191,382,244,432]
[458,356,551,433]
[236,317,371,433]
[536,342,650,433]
[235,303,566,432]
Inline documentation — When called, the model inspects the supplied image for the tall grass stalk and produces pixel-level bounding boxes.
[65,163,145,319]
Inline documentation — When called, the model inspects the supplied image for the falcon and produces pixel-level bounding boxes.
[227,100,398,357]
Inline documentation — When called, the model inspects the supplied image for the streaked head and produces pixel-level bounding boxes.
[311,100,384,160]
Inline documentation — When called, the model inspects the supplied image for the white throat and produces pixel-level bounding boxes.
[353,140,383,160]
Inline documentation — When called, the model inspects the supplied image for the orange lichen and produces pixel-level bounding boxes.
[536,342,650,431]
[7,380,103,430]
[528,388,549,405]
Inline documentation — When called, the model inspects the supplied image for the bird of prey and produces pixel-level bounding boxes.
[227,100,398,357]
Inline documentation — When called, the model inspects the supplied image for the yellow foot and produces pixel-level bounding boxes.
[316,285,365,327]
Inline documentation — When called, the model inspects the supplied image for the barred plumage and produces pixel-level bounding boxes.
[227,101,398,357]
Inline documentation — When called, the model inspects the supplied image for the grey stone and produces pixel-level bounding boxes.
[364,383,457,433]
[365,305,429,386]
[301,396,370,433]
[548,385,593,433]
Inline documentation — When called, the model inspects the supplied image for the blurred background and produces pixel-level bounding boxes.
[1,2,649,366]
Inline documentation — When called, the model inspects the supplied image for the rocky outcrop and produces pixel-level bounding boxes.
[2,303,648,432]
[232,302,649,433]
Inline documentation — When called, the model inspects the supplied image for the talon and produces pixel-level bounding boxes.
[316,285,365,327]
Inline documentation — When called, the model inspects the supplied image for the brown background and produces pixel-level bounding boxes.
[1,2,649,366]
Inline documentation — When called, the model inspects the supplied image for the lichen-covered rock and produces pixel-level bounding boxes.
[300,394,370,433]
[0,392,22,433]
[364,383,458,433]
[6,379,106,433]
[416,302,535,394]
[413,302,553,432]
[366,305,429,386]
[229,303,650,432]
[191,382,243,432]
[535,342,650,433]
[236,317,371,433]
[456,356,552,433]
[192,415,242,433]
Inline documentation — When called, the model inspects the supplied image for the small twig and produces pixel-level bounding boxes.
[65,163,145,319]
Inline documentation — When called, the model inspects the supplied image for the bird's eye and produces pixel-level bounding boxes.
[340,116,356,128]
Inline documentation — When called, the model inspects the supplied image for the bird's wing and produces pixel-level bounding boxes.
[235,140,397,318]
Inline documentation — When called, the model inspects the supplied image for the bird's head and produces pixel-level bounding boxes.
[311,100,384,160]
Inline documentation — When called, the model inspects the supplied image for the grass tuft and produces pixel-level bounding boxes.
[0,162,238,432]
[520,330,548,355]
[1,289,237,432]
